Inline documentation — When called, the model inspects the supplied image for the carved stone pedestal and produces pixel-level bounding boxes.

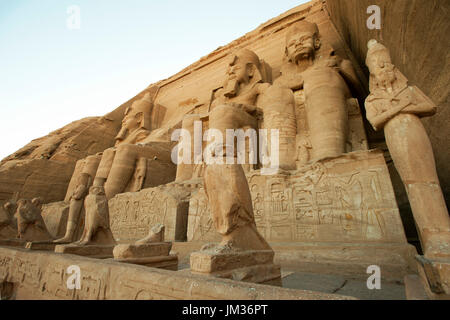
[113,242,178,270]
[55,244,115,259]
[25,241,57,251]
[415,255,450,300]
[0,227,17,240]
[190,249,281,285]
[0,239,26,248]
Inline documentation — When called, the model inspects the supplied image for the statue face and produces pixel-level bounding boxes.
[223,55,255,98]
[90,186,105,196]
[286,31,317,63]
[121,106,142,133]
[115,105,143,144]
[226,57,249,84]
[367,52,397,88]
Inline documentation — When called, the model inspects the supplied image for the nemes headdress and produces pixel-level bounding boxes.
[126,92,154,130]
[366,39,391,65]
[230,48,271,83]
[287,20,319,41]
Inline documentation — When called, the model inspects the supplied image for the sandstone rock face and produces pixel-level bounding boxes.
[325,0,450,226]
[0,87,167,205]
[0,116,117,204]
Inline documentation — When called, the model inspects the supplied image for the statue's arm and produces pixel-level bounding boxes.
[365,98,411,131]
[72,185,87,201]
[402,87,437,116]
[273,67,304,91]
[339,59,361,92]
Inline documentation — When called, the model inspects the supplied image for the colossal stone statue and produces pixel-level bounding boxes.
[190,49,281,284]
[275,20,360,161]
[364,40,450,260]
[94,92,165,199]
[208,49,269,160]
[204,49,274,252]
[66,91,173,202]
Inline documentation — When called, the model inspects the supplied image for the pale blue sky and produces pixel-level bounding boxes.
[0,0,308,160]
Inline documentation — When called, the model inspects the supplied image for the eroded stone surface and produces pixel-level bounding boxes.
[0,246,356,300]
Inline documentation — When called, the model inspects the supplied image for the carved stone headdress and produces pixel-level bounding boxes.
[366,39,391,66]
[286,20,319,40]
[230,49,271,84]
[285,20,322,61]
[125,92,154,130]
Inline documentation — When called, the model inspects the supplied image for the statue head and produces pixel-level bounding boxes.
[285,20,321,64]
[3,201,16,218]
[31,198,41,207]
[223,49,265,98]
[115,92,153,145]
[89,185,106,196]
[366,39,397,91]
[17,199,33,216]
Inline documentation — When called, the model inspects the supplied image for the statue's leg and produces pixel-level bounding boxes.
[385,114,450,258]
[104,143,174,199]
[204,163,271,251]
[305,87,348,161]
[94,148,116,187]
[103,144,137,199]
[176,114,202,182]
[54,198,83,243]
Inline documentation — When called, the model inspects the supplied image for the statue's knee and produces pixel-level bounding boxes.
[209,105,227,119]
[116,143,134,154]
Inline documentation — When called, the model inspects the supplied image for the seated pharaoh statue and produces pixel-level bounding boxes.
[176,48,297,181]
[56,91,175,244]
[275,20,361,162]
[94,91,173,199]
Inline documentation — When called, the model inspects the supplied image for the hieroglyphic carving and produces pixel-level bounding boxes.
[186,150,407,243]
[109,185,190,242]
[187,188,218,242]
